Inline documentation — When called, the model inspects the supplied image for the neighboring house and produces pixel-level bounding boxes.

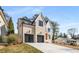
[0,7,8,36]
[17,13,53,43]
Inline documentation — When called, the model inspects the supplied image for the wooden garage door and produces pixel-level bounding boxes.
[37,35,44,42]
[25,34,34,42]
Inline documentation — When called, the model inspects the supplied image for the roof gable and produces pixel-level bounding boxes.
[34,13,45,21]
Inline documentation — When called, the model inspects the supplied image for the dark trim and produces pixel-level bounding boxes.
[25,34,34,42]
[23,22,35,26]
[37,35,44,42]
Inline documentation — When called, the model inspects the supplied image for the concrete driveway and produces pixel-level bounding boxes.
[27,43,79,53]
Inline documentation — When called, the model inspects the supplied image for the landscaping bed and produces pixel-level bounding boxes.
[54,41,79,50]
[0,44,42,53]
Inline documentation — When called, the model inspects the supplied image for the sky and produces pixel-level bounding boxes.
[2,6,79,34]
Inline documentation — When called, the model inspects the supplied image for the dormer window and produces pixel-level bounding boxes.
[39,20,43,26]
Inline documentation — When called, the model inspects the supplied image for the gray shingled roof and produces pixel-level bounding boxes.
[0,6,3,11]
[19,13,51,25]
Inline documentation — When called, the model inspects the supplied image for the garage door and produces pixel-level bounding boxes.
[25,34,34,42]
[37,35,44,42]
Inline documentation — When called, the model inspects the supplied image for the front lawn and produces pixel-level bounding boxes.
[0,44,42,53]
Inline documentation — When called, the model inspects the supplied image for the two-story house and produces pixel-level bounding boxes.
[17,13,53,43]
[0,7,8,36]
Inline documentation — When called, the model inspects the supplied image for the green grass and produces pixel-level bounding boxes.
[0,44,42,53]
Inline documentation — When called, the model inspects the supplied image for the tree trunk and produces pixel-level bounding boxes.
[52,31,55,43]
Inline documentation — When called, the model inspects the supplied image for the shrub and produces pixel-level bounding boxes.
[0,36,2,43]
[2,36,8,43]
[0,34,20,45]
[7,34,17,45]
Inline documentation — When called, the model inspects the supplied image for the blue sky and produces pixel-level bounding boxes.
[2,6,79,34]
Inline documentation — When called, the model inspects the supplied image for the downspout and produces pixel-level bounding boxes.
[22,22,24,43]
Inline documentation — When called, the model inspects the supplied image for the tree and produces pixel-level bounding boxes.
[67,28,77,39]
[51,21,59,43]
[63,33,67,38]
[8,17,14,34]
[59,33,63,37]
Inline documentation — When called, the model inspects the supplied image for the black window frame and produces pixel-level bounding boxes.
[48,28,50,32]
[39,20,43,27]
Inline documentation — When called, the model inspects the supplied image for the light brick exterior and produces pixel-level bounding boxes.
[18,13,53,43]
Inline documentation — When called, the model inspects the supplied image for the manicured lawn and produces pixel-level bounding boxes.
[0,44,42,53]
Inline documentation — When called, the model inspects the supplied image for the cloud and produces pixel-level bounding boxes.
[6,7,44,16]
[5,6,45,33]
[60,22,79,28]
[6,7,33,15]
[32,7,44,13]
[59,22,79,33]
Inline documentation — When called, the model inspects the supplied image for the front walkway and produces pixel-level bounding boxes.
[27,43,79,53]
